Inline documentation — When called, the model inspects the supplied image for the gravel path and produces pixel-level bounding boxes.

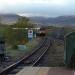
[39,38,64,67]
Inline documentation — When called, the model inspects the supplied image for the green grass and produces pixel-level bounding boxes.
[6,38,39,61]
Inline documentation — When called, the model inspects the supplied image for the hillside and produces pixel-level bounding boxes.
[29,16,75,26]
[0,14,75,26]
[0,14,20,25]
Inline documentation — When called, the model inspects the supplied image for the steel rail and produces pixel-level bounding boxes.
[0,37,50,75]
[32,39,50,66]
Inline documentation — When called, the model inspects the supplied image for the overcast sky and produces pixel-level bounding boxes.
[0,0,75,17]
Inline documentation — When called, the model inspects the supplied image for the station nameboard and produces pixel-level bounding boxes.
[28,29,33,39]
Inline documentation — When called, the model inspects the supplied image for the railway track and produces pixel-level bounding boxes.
[0,37,51,75]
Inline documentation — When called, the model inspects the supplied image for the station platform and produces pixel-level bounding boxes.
[16,67,74,75]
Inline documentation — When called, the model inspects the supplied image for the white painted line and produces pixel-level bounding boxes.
[36,67,50,75]
[16,67,40,75]
[73,70,75,75]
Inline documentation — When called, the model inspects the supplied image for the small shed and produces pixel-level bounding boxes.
[0,37,5,54]
[0,37,5,63]
[64,32,75,66]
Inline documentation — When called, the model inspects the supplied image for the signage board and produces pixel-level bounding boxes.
[28,29,33,39]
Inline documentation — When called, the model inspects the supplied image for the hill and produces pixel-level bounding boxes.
[29,16,75,26]
[0,14,20,25]
[0,14,75,26]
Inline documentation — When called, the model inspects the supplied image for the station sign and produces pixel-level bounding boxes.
[28,29,33,39]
